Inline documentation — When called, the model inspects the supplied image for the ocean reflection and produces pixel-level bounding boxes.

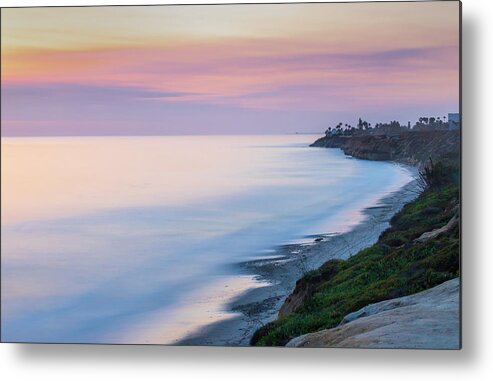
[1,135,412,343]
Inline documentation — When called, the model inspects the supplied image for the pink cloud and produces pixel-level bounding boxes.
[4,40,458,111]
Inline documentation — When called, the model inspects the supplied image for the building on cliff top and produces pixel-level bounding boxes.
[448,113,460,130]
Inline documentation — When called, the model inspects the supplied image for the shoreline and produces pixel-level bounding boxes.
[178,162,419,346]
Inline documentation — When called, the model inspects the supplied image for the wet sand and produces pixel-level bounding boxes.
[178,170,419,346]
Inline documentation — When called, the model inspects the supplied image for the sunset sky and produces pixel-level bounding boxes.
[1,2,460,136]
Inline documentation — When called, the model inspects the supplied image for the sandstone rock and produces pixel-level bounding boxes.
[286,278,460,349]
[415,213,459,243]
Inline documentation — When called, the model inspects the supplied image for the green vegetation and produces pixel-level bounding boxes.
[251,162,460,346]
[417,158,459,190]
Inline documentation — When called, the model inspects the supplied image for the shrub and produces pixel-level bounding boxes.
[417,158,457,190]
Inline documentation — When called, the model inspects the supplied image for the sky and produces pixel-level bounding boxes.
[1,2,460,136]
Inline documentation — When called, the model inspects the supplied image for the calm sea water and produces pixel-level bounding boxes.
[1,135,413,343]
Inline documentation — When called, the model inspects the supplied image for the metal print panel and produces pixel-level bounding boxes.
[0,1,461,348]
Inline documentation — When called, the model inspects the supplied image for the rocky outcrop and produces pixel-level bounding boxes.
[286,278,460,349]
[311,131,460,166]
[415,213,459,243]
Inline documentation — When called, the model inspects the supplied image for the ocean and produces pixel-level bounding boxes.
[1,135,413,344]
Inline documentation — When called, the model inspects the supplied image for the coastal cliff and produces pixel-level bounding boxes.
[311,130,460,166]
[251,131,460,347]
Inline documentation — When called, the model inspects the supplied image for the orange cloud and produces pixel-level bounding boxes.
[2,38,459,112]
[1,2,459,115]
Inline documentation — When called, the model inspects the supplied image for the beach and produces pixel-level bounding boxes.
[179,170,418,345]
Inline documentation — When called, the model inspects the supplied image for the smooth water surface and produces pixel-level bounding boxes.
[1,135,413,343]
